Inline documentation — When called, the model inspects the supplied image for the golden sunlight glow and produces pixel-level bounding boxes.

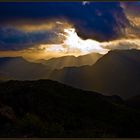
[63,28,107,54]
[2,22,140,62]
[34,27,140,60]
[125,15,140,28]
[16,20,72,32]
[101,38,140,50]
[42,27,109,57]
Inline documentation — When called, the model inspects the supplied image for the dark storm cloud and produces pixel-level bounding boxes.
[0,2,130,42]
[121,2,140,38]
[121,2,140,17]
[0,26,59,50]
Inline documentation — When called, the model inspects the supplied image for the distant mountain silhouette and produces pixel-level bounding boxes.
[39,53,102,69]
[0,80,140,137]
[50,49,140,99]
[2,50,140,99]
[0,57,50,80]
[0,71,14,81]
[0,53,101,80]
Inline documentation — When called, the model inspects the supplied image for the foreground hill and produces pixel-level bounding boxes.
[50,49,140,98]
[0,80,140,137]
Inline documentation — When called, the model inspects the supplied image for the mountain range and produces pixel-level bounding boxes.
[50,49,140,99]
[38,53,102,69]
[1,49,140,137]
[1,49,140,99]
[0,52,101,80]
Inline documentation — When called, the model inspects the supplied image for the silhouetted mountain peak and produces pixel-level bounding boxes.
[0,57,27,64]
[39,52,102,69]
[50,49,140,99]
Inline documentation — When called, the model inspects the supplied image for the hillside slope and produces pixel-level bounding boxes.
[0,80,140,137]
[50,49,140,98]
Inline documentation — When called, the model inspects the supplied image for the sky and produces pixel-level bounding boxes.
[0,2,140,61]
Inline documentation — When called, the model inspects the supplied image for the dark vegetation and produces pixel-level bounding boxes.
[0,80,140,137]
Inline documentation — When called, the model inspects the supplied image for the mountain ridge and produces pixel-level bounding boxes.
[38,52,102,69]
[50,49,140,99]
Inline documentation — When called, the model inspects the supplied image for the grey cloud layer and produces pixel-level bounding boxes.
[0,27,61,50]
[0,2,140,51]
